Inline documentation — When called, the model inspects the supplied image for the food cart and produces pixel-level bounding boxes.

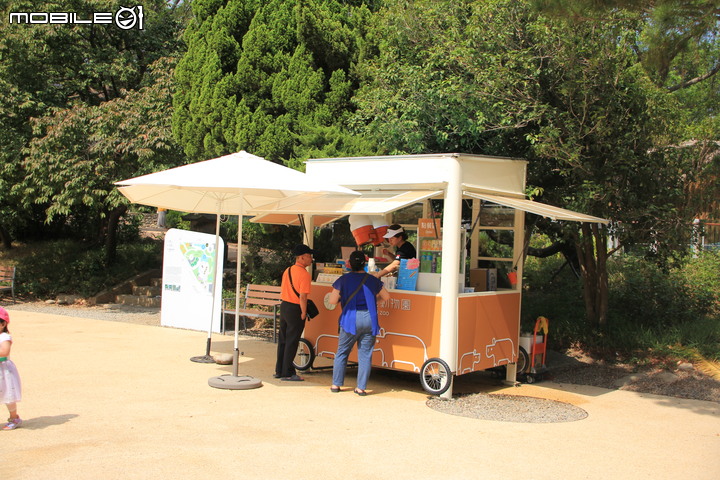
[250,153,607,397]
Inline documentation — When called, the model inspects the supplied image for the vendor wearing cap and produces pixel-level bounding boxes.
[374,224,416,279]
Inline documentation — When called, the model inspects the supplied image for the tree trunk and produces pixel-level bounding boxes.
[105,206,127,266]
[0,223,13,249]
[574,222,609,329]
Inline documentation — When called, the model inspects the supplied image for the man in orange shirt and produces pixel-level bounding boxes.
[275,244,315,381]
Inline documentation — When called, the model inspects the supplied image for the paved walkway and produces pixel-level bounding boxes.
[5,308,720,480]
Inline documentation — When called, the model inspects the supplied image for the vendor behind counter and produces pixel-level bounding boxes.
[374,224,416,279]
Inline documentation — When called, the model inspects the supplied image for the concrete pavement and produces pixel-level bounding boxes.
[5,308,720,480]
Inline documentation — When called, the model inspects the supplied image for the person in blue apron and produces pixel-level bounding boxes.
[328,251,390,395]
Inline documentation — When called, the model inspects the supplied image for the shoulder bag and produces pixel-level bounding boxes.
[287,267,320,319]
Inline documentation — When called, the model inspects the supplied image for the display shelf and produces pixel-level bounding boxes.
[418,238,443,273]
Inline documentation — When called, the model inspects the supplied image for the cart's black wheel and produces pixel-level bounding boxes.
[293,338,315,371]
[515,346,530,380]
[420,358,452,395]
[525,374,535,384]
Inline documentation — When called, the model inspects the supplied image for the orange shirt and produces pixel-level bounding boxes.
[280,263,311,303]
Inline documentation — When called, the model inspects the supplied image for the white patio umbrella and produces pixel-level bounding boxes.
[115,151,358,388]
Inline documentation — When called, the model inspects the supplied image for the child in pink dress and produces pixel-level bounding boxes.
[0,306,22,430]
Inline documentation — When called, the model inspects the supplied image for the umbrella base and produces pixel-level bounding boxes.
[208,375,262,390]
[190,355,216,363]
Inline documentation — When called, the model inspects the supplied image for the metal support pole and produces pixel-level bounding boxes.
[439,156,463,399]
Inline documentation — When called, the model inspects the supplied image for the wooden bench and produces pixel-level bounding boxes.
[222,284,282,342]
[0,266,16,303]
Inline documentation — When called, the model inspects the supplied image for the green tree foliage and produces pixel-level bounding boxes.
[355,0,683,238]
[532,0,720,89]
[0,0,188,261]
[351,0,696,327]
[17,57,185,263]
[532,0,720,220]
[172,0,377,165]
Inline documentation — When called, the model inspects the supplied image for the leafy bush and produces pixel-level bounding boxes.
[9,239,162,298]
[675,250,720,317]
[522,246,720,362]
[165,210,190,230]
[521,250,586,347]
[607,255,697,327]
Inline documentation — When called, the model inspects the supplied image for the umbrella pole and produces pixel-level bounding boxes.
[233,209,243,377]
[209,196,262,390]
[191,211,221,363]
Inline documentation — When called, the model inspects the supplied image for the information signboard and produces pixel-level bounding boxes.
[161,229,224,332]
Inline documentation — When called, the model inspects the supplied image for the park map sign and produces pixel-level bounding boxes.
[161,229,224,333]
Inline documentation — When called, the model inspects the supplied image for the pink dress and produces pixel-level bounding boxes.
[0,332,22,404]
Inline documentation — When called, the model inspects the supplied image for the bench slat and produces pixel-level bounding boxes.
[222,308,275,318]
[221,284,282,339]
[0,266,15,303]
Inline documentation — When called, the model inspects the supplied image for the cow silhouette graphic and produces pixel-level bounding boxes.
[314,334,339,358]
[485,338,516,367]
[458,350,483,374]
[371,328,429,372]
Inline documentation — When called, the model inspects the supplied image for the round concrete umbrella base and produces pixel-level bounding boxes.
[208,375,263,390]
[191,355,216,363]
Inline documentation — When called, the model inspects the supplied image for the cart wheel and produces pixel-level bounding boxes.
[293,338,315,371]
[420,358,452,395]
[515,346,530,379]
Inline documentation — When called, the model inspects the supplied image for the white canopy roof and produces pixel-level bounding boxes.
[251,189,607,225]
[464,192,609,224]
[245,153,607,225]
[249,190,442,223]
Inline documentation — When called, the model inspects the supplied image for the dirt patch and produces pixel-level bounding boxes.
[548,349,720,403]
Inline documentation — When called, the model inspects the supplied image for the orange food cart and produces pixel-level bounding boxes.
[250,153,607,397]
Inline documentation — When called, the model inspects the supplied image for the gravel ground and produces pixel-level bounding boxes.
[427,393,590,423]
[6,299,719,423]
[6,300,162,326]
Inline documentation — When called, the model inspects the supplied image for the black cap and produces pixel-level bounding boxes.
[349,250,367,269]
[293,244,316,256]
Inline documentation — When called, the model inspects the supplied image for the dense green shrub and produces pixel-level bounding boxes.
[675,251,720,317]
[522,247,720,361]
[11,239,162,298]
[521,250,586,347]
[607,255,696,327]
[165,210,190,230]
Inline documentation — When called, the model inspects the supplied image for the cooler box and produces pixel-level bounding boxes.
[371,216,388,245]
[349,215,377,246]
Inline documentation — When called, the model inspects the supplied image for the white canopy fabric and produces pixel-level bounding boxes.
[115,151,358,213]
[464,192,609,224]
[250,190,442,220]
[115,151,358,380]
[249,214,341,227]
